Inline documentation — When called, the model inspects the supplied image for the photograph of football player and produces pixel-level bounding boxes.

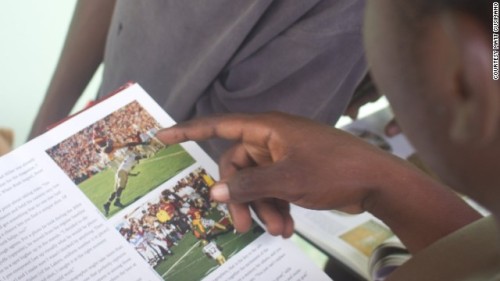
[114,168,265,280]
[103,146,144,215]
[201,239,226,265]
[46,101,196,218]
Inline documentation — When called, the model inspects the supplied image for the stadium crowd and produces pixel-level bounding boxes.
[116,168,233,267]
[46,101,161,184]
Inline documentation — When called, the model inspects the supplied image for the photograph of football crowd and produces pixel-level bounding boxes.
[46,101,196,218]
[114,168,265,280]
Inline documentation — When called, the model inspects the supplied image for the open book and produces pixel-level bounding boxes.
[0,83,331,281]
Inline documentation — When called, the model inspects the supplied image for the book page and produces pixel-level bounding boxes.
[0,84,330,281]
[290,207,392,280]
[0,143,154,280]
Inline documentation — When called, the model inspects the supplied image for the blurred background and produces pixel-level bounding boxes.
[0,1,387,146]
[0,1,100,147]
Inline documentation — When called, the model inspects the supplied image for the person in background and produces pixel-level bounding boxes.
[0,128,14,156]
[156,0,500,279]
[29,0,368,159]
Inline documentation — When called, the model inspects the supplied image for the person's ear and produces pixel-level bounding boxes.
[443,11,500,144]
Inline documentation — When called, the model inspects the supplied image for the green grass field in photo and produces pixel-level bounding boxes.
[156,224,265,281]
[78,144,195,218]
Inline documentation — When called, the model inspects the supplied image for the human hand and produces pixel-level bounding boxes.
[157,113,405,238]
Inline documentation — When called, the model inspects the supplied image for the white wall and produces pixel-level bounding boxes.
[0,1,101,148]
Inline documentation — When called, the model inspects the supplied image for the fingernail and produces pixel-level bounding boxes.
[211,183,230,201]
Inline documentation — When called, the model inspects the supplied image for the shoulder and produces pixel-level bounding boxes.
[387,217,500,281]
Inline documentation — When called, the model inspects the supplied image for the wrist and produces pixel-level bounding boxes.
[362,157,481,253]
[361,155,415,214]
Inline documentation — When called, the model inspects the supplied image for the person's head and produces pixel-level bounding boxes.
[364,0,500,212]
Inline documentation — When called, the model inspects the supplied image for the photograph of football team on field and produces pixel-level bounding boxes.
[46,101,196,218]
[114,168,265,280]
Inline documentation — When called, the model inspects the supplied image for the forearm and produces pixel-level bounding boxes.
[156,113,483,243]
[366,159,482,253]
[29,0,116,139]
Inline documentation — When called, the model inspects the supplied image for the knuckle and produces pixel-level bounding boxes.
[229,172,257,199]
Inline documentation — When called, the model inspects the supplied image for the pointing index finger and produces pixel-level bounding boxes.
[155,113,274,146]
[155,114,247,144]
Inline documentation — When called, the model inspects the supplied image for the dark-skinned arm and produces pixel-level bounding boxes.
[156,112,481,253]
[29,0,116,139]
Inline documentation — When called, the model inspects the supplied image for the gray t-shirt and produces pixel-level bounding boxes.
[98,0,367,159]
